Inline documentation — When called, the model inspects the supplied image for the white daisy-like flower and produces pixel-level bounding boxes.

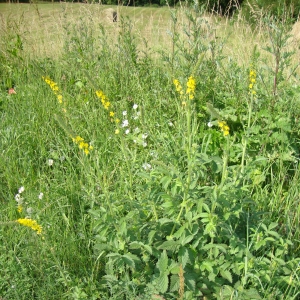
[207,122,213,127]
[18,186,25,194]
[15,194,22,203]
[142,133,148,139]
[142,163,152,170]
[38,192,44,200]
[48,159,54,166]
[168,122,174,127]
[122,120,129,127]
[125,129,130,134]
[134,127,140,133]
[133,104,138,110]
[143,142,147,147]
[122,110,127,116]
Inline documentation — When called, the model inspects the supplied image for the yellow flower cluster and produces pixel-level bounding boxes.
[249,67,256,95]
[218,120,230,136]
[95,89,119,132]
[42,76,64,104]
[173,79,184,96]
[186,76,196,100]
[16,218,42,235]
[173,76,196,103]
[96,90,111,110]
[72,135,94,155]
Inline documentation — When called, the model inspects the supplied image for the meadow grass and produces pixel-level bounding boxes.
[1,3,300,299]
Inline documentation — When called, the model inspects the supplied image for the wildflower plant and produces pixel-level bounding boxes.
[16,218,42,235]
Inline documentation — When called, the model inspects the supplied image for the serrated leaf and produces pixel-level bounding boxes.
[129,241,142,249]
[157,273,169,293]
[158,240,180,251]
[157,250,168,272]
[122,254,135,268]
[220,269,232,283]
[122,253,141,269]
[178,247,190,268]
[169,274,180,292]
[185,271,196,290]
[180,234,195,246]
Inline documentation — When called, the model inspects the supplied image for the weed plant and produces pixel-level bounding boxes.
[1,3,300,300]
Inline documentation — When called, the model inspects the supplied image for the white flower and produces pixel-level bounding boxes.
[48,159,54,166]
[121,120,129,127]
[134,127,140,133]
[142,163,152,170]
[133,104,138,110]
[38,192,44,200]
[18,186,25,194]
[207,122,213,127]
[168,122,174,127]
[142,133,148,139]
[122,110,127,116]
[15,194,23,204]
[143,142,147,147]
[125,129,130,134]
[26,207,33,216]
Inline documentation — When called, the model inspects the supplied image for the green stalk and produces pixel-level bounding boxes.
[171,95,193,235]
[241,91,254,173]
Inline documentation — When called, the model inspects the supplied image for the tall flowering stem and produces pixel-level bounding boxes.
[43,77,93,155]
[241,65,257,173]
[172,75,196,233]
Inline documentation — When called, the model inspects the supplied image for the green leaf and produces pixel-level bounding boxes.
[169,274,180,292]
[157,273,169,293]
[220,270,232,283]
[157,240,180,251]
[178,247,190,268]
[157,250,169,272]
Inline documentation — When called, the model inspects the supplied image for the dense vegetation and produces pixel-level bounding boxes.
[1,3,300,299]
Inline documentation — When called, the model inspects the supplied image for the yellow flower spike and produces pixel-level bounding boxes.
[57,95,63,103]
[16,218,42,235]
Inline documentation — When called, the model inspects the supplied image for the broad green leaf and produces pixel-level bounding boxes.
[157,250,168,272]
[178,247,190,268]
[157,273,169,293]
[220,269,232,283]
[157,240,180,251]
[169,274,180,292]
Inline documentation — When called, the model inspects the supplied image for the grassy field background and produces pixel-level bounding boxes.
[1,3,300,299]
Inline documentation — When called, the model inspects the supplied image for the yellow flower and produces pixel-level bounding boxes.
[249,67,257,93]
[115,118,120,124]
[173,79,183,95]
[115,129,120,134]
[16,218,42,235]
[57,95,63,104]
[110,111,115,117]
[218,120,230,136]
[186,76,196,99]
[17,205,23,213]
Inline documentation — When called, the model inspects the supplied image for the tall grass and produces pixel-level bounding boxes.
[1,3,300,299]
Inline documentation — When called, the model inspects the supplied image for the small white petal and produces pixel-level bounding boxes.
[18,186,25,194]
[133,104,138,110]
[122,111,127,116]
